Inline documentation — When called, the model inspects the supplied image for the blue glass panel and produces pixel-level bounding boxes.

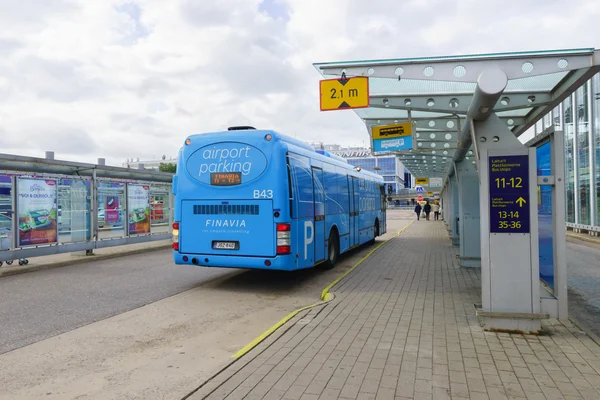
[537,141,554,288]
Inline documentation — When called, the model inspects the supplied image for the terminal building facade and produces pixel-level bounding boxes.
[309,143,412,194]
[524,73,600,230]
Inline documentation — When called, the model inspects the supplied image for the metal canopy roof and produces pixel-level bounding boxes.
[313,48,600,180]
[0,153,174,183]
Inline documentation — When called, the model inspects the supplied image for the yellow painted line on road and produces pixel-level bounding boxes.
[232,220,415,359]
[232,301,326,359]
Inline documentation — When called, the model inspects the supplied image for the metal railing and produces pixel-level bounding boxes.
[386,204,414,211]
[566,222,600,235]
[0,152,174,263]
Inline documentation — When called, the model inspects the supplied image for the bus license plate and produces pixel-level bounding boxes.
[213,241,238,250]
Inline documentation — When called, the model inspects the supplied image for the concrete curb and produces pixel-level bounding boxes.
[0,244,172,278]
[566,232,600,246]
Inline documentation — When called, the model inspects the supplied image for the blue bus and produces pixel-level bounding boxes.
[171,127,387,271]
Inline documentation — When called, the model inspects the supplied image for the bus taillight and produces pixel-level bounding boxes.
[276,223,291,255]
[172,222,180,251]
[276,223,290,232]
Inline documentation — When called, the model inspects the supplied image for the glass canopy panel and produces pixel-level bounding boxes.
[356,108,454,120]
[496,108,534,117]
[505,72,569,92]
[313,48,600,181]
[314,48,595,69]
[368,77,476,96]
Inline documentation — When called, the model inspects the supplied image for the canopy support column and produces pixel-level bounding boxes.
[449,174,460,246]
[457,160,481,268]
[476,114,542,333]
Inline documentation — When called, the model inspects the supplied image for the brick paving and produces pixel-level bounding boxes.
[191,221,600,400]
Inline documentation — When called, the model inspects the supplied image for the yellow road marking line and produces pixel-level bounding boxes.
[232,301,326,359]
[232,220,415,359]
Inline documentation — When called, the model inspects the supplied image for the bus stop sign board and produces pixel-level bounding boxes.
[489,155,530,233]
[319,76,369,111]
[372,122,413,153]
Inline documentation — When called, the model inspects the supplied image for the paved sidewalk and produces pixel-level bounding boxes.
[566,231,600,247]
[191,221,600,400]
[0,239,171,277]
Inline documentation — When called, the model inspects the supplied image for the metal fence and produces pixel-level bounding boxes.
[0,152,174,264]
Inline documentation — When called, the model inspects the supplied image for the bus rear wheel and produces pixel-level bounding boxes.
[320,231,339,270]
[370,220,379,245]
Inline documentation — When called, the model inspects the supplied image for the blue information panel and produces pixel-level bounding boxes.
[373,136,413,153]
[489,155,530,233]
[536,142,554,287]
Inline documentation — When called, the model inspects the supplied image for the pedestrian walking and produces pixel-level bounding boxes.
[433,202,440,220]
[414,202,422,221]
[423,200,432,221]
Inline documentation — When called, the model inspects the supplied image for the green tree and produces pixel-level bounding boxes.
[158,162,177,173]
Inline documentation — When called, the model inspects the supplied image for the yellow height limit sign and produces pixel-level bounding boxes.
[320,75,369,111]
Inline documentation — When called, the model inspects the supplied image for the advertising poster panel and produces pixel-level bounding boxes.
[17,178,58,246]
[536,142,554,287]
[127,184,150,235]
[105,195,120,224]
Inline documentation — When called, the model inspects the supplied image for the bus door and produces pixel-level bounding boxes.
[350,176,360,247]
[289,155,315,268]
[312,167,325,264]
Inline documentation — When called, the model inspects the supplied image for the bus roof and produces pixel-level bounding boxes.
[185,128,383,181]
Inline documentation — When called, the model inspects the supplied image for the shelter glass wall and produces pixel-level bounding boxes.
[534,73,600,229]
[58,178,91,243]
[150,185,171,235]
[97,181,126,239]
[553,105,562,131]
[564,95,576,223]
[534,74,600,229]
[576,84,591,225]
[0,175,12,252]
[594,74,600,226]
[0,165,172,265]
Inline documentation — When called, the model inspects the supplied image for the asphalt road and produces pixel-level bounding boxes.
[2,219,599,360]
[567,239,600,339]
[0,250,233,355]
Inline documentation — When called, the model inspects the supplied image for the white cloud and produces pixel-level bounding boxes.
[0,0,598,166]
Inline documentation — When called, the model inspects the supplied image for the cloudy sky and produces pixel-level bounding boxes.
[0,0,598,166]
